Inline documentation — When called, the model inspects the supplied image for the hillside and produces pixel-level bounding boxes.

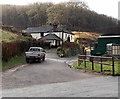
[1,29,19,42]
[1,29,32,43]
[2,3,117,34]
[72,31,100,44]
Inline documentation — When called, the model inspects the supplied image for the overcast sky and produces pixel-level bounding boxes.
[0,0,119,19]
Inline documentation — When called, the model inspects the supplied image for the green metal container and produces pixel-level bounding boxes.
[91,35,120,56]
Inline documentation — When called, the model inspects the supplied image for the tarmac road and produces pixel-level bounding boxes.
[3,76,118,97]
[2,49,119,97]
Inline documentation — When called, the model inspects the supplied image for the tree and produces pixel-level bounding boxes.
[1,2,118,34]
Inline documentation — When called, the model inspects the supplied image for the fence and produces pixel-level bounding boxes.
[78,55,115,75]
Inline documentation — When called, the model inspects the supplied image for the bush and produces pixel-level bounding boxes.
[57,42,81,57]
[56,47,65,57]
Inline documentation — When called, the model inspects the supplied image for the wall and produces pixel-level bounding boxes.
[51,32,74,42]
[31,32,74,42]
[31,33,41,39]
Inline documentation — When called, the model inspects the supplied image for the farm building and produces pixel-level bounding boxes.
[91,34,120,57]
[23,24,74,46]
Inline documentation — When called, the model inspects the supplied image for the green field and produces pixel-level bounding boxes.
[73,60,120,75]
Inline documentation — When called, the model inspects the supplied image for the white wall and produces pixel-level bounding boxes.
[31,32,74,42]
[52,32,74,42]
[44,33,50,36]
[63,33,74,42]
[31,33,41,39]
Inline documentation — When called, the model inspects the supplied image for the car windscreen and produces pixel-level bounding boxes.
[29,48,41,52]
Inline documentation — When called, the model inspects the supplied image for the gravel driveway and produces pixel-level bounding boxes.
[2,49,119,97]
[2,49,98,89]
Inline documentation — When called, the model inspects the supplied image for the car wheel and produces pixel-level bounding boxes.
[43,56,45,61]
[26,58,29,63]
[39,58,41,63]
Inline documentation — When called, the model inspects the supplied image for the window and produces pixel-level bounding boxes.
[29,48,41,52]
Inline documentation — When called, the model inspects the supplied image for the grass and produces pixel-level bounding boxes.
[73,60,120,75]
[1,29,18,42]
[2,55,26,71]
[72,31,100,41]
[1,29,33,43]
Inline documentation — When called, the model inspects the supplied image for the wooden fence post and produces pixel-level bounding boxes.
[78,56,80,66]
[84,54,86,72]
[84,59,86,72]
[112,57,115,76]
[91,57,94,70]
[100,57,103,72]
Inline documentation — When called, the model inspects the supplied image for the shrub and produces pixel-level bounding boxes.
[56,47,65,57]
[57,42,81,57]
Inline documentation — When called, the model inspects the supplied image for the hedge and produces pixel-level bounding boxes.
[2,39,50,61]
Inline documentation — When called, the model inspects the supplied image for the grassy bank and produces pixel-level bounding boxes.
[73,61,120,75]
[1,29,19,42]
[2,55,26,71]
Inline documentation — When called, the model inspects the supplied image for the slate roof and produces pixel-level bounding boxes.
[101,33,119,36]
[24,26,53,33]
[40,34,62,41]
[23,25,74,35]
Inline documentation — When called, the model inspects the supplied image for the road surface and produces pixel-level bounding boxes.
[2,49,119,97]
[3,76,118,97]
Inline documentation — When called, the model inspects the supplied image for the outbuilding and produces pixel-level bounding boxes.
[91,34,120,56]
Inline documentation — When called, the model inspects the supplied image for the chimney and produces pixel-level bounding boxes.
[53,23,58,31]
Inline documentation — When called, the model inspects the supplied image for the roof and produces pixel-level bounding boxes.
[99,35,120,38]
[53,28,74,35]
[23,25,74,35]
[29,47,43,49]
[107,43,120,46]
[101,33,119,36]
[24,26,53,33]
[40,34,62,41]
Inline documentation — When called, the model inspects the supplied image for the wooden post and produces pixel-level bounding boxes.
[84,60,86,72]
[91,57,94,70]
[78,56,80,66]
[100,57,103,72]
[112,57,115,76]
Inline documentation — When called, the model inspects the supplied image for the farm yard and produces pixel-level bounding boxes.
[1,0,120,97]
[2,49,118,97]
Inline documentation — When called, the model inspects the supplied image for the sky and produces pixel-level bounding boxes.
[0,0,119,19]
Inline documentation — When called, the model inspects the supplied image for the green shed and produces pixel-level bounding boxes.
[91,34,120,56]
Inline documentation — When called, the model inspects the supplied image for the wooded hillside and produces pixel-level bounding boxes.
[2,2,118,34]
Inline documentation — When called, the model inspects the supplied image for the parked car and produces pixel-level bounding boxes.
[25,47,46,63]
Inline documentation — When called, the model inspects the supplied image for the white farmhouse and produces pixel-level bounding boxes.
[23,25,74,46]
